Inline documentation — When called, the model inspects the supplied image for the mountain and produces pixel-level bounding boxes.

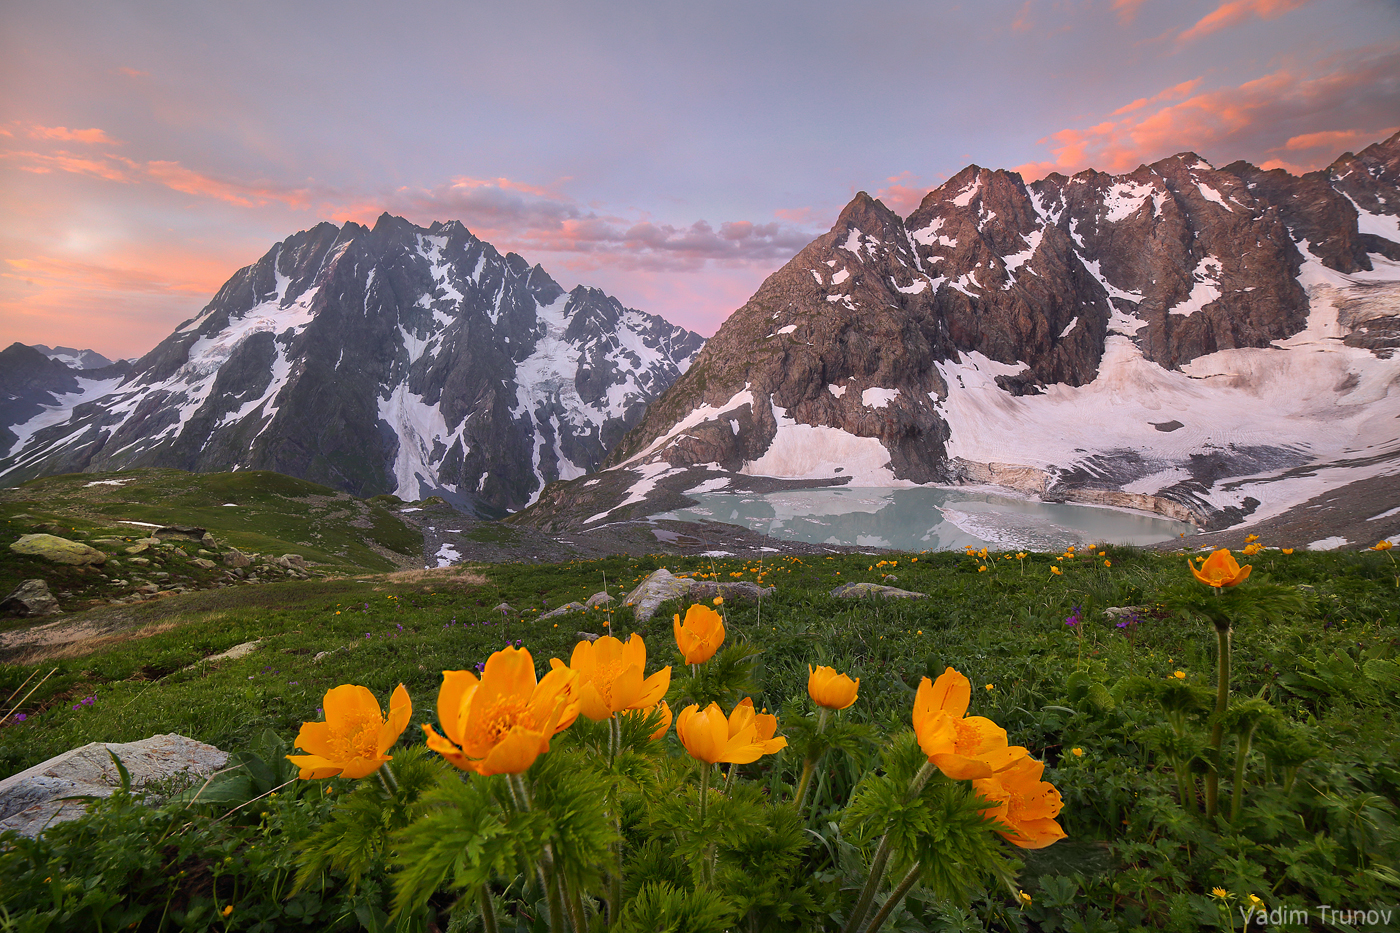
[30,345,117,370]
[1,215,704,515]
[516,133,1400,538]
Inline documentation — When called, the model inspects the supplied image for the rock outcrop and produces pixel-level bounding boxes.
[9,534,108,567]
[0,734,228,837]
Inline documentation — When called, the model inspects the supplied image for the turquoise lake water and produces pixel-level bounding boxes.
[655,486,1195,552]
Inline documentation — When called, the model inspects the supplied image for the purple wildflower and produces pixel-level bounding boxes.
[1064,607,1082,628]
[13,713,26,722]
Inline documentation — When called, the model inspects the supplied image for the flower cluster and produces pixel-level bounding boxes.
[913,668,1066,848]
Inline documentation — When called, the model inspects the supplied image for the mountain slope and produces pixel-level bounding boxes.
[1,216,703,515]
[523,133,1400,535]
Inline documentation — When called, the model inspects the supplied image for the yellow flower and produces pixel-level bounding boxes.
[1104,560,1111,567]
[1242,543,1263,556]
[623,699,672,740]
[1245,534,1259,543]
[1071,747,1083,757]
[1247,894,1264,908]
[1281,547,1294,554]
[422,647,579,776]
[979,565,987,572]
[972,755,1066,849]
[1050,566,1062,576]
[808,665,859,710]
[1018,890,1032,907]
[1016,552,1027,559]
[287,683,412,780]
[1189,549,1251,588]
[675,700,787,764]
[1373,540,1394,551]
[1174,671,1187,680]
[728,697,786,754]
[222,905,234,917]
[912,668,1027,779]
[985,683,994,691]
[1211,887,1230,900]
[550,634,670,722]
[713,595,723,605]
[674,604,726,664]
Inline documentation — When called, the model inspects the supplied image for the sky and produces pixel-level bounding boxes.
[2,0,1398,360]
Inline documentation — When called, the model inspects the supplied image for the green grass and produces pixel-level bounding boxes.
[1,543,1397,931]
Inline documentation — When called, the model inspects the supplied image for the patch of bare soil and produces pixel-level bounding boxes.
[0,619,185,665]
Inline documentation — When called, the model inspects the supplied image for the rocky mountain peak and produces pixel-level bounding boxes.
[2,216,704,515]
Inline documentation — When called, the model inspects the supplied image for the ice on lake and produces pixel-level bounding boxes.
[654,486,1194,552]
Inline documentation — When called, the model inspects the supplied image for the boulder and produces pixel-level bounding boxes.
[154,525,208,543]
[622,568,694,623]
[0,579,61,617]
[689,580,775,604]
[0,734,228,838]
[223,548,251,568]
[830,581,927,600]
[584,591,614,609]
[9,534,107,567]
[190,558,218,570]
[540,601,587,620]
[280,554,307,570]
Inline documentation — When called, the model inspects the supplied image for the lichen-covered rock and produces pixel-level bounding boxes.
[0,734,228,837]
[539,601,586,620]
[830,581,926,599]
[223,548,251,568]
[9,534,107,566]
[623,568,694,622]
[0,579,61,617]
[689,580,775,604]
[584,591,613,609]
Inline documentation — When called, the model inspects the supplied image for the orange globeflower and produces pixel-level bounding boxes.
[551,633,670,721]
[1373,540,1394,551]
[423,647,579,776]
[1190,549,1252,588]
[288,683,412,780]
[674,604,726,663]
[972,755,1067,849]
[675,701,786,764]
[727,698,787,754]
[912,668,1026,779]
[808,665,859,710]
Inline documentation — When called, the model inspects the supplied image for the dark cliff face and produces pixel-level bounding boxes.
[602,132,1400,506]
[1,216,704,515]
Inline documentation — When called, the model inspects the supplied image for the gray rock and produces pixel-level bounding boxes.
[540,601,586,620]
[0,579,61,617]
[280,553,307,570]
[830,581,927,600]
[689,580,775,604]
[0,734,228,838]
[8,534,107,567]
[584,591,614,609]
[223,549,251,568]
[622,568,694,622]
[492,602,514,616]
[190,558,217,570]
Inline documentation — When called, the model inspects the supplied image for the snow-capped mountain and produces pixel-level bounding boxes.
[30,345,116,370]
[517,133,1400,535]
[1,214,704,514]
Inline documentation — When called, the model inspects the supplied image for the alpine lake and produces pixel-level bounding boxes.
[654,485,1196,552]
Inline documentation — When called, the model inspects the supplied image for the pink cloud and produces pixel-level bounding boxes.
[25,124,118,144]
[0,149,130,182]
[116,67,149,78]
[1110,78,1203,116]
[1012,47,1400,180]
[1012,1,1034,32]
[1178,0,1314,42]
[1283,127,1400,152]
[1112,0,1149,23]
[873,171,935,216]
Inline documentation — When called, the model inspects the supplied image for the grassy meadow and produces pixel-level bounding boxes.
[1,487,1398,930]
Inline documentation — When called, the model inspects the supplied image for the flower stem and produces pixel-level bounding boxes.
[862,861,921,933]
[841,762,936,933]
[377,762,399,797]
[1205,620,1231,819]
[697,760,714,886]
[510,774,566,933]
[1230,723,1258,823]
[479,887,499,933]
[793,708,830,813]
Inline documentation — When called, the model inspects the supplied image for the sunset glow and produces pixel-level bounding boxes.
[2,0,1396,358]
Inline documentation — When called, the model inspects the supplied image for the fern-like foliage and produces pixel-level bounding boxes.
[292,745,445,894]
[615,881,738,933]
